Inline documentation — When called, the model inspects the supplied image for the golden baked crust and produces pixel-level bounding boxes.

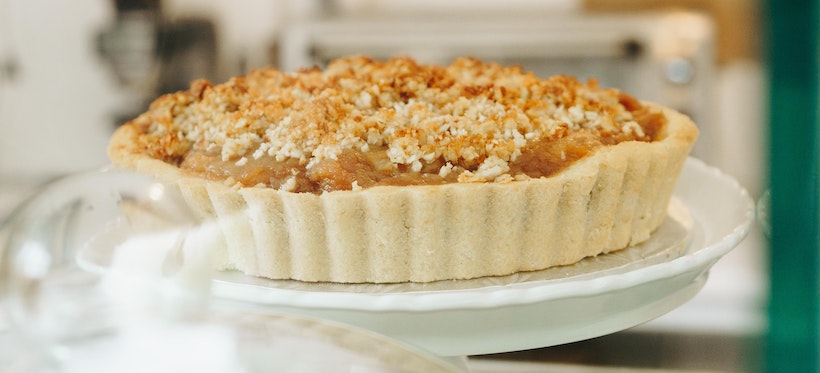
[113,56,668,193]
[109,56,698,283]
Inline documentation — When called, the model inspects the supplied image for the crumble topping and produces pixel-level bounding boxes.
[126,55,665,192]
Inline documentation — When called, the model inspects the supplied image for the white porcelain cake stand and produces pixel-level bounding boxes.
[202,158,754,357]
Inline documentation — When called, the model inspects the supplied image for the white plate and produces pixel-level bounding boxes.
[78,158,754,357]
[207,157,754,356]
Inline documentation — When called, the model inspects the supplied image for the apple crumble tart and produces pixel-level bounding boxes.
[109,55,698,283]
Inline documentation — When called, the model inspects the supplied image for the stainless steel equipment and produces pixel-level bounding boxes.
[97,0,218,124]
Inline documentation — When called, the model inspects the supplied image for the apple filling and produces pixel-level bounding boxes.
[179,107,664,193]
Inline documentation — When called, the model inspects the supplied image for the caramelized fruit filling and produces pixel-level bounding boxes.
[180,111,663,194]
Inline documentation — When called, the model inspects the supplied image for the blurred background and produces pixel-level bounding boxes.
[0,0,789,371]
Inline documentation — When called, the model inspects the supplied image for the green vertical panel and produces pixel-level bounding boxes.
[766,0,820,372]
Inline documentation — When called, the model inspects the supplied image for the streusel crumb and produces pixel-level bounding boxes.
[126,55,665,191]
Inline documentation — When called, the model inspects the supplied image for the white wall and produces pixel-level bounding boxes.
[0,0,120,179]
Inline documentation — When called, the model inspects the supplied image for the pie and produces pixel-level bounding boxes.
[108,55,698,283]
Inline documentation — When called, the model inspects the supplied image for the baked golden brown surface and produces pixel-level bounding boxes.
[109,55,698,283]
[112,56,669,193]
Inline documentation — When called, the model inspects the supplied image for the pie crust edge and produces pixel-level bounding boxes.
[108,102,698,283]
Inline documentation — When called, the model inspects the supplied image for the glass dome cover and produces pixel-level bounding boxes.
[0,169,463,373]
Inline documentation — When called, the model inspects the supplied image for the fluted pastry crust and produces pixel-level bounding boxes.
[110,105,695,283]
[109,56,697,283]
